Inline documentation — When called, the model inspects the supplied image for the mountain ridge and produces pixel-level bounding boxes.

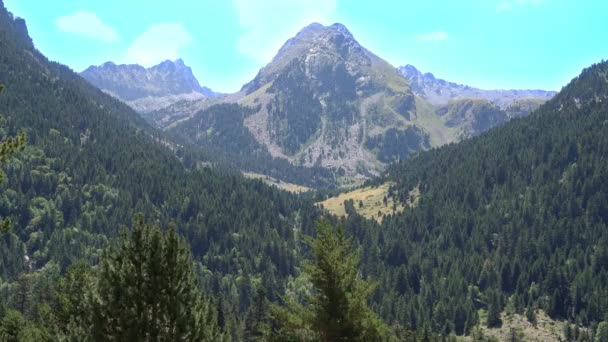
[399,64,556,108]
[81,59,217,113]
[83,22,558,183]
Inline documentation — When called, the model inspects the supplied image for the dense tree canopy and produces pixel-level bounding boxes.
[87,216,221,341]
[1,0,608,339]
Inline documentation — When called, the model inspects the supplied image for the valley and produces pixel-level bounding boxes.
[1,0,607,340]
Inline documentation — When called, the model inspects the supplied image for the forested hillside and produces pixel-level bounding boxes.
[2,0,608,339]
[168,103,337,188]
[0,2,324,339]
[335,61,608,338]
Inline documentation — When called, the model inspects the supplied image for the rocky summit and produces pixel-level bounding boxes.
[230,23,426,178]
[81,59,217,113]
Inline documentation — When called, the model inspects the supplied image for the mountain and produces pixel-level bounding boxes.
[165,23,558,182]
[0,1,323,333]
[399,64,556,108]
[3,0,608,338]
[171,23,427,181]
[81,59,217,113]
[341,60,608,337]
[76,23,557,184]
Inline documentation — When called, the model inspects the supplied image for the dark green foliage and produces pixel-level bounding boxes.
[597,321,608,342]
[0,309,51,341]
[338,61,608,335]
[244,287,270,341]
[0,1,320,335]
[525,306,536,326]
[268,59,324,154]
[0,84,25,234]
[2,0,608,338]
[272,220,391,341]
[486,291,502,328]
[85,216,220,341]
[265,56,358,155]
[365,126,430,163]
[0,309,25,341]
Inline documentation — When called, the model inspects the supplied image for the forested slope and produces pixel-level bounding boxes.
[338,61,608,336]
[0,2,320,335]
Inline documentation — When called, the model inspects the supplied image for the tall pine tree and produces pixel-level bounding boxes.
[272,219,391,341]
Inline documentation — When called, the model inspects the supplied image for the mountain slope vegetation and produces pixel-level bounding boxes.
[329,60,608,337]
[0,3,322,338]
[2,0,608,339]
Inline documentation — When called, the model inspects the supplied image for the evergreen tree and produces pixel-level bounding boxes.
[272,219,391,341]
[85,215,220,341]
[486,291,502,328]
[244,286,270,341]
[597,321,608,342]
[0,84,25,234]
[0,310,25,342]
[525,306,536,326]
[53,261,94,337]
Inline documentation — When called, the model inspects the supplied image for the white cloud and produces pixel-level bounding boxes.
[55,10,120,43]
[497,0,543,12]
[125,23,192,66]
[516,0,544,4]
[416,31,448,41]
[233,0,337,63]
[496,2,513,12]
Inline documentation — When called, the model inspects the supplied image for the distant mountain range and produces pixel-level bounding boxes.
[80,59,218,113]
[398,64,556,108]
[82,23,556,180]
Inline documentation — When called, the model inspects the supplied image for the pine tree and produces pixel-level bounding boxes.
[0,85,25,234]
[272,219,391,341]
[0,310,25,342]
[486,291,502,328]
[597,321,608,342]
[84,215,220,341]
[525,306,536,326]
[244,287,270,341]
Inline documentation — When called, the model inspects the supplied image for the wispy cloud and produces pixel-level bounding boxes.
[125,23,192,66]
[233,0,337,63]
[497,0,544,12]
[55,10,120,43]
[496,2,513,12]
[416,31,448,41]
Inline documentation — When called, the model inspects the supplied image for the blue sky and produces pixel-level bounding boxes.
[4,0,607,93]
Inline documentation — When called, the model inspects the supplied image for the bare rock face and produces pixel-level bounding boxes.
[234,23,423,178]
[81,59,217,113]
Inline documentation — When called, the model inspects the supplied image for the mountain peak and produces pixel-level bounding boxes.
[81,59,217,112]
[242,22,371,94]
[402,64,420,73]
[157,59,186,68]
[328,22,353,37]
[299,22,325,34]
